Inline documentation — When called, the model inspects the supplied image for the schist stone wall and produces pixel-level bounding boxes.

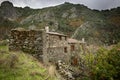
[46,32,70,64]
[9,29,47,63]
[9,29,70,64]
[69,43,81,65]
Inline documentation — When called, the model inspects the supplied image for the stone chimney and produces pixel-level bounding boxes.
[45,26,49,32]
[82,38,85,42]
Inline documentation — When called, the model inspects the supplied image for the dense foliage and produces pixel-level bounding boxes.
[79,43,120,80]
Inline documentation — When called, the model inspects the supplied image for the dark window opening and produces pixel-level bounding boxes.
[71,56,78,66]
[59,36,62,40]
[65,36,67,40]
[64,47,67,53]
[71,45,75,51]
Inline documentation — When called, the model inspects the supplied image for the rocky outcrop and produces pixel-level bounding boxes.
[0,1,20,20]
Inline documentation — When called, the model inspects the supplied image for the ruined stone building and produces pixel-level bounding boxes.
[9,27,85,64]
[46,31,70,63]
[68,38,81,65]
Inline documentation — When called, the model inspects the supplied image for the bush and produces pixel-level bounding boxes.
[0,53,19,69]
[6,53,19,68]
[0,40,9,46]
[91,48,115,80]
[107,44,120,80]
[79,43,120,80]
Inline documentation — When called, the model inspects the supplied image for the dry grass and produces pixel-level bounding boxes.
[0,45,58,80]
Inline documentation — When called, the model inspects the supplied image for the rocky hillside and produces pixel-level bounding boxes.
[0,1,120,45]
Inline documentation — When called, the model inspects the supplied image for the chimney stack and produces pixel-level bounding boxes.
[82,38,85,42]
[45,26,49,32]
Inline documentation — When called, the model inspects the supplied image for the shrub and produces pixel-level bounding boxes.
[0,40,8,46]
[79,43,120,80]
[107,44,120,80]
[3,53,19,68]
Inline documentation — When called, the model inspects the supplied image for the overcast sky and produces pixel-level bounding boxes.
[0,0,120,10]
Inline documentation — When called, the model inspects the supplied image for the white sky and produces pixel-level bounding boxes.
[0,0,120,10]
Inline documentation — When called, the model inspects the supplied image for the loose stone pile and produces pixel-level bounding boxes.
[56,60,82,80]
[57,60,75,80]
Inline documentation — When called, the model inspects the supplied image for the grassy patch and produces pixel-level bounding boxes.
[0,45,8,51]
[0,45,57,80]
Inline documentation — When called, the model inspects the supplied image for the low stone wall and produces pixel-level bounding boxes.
[9,29,47,62]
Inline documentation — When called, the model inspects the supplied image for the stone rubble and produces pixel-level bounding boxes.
[56,60,83,80]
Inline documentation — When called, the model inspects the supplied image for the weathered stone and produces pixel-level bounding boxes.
[9,29,46,63]
[9,28,85,65]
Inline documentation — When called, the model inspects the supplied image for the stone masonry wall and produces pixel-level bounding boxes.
[9,29,47,62]
[9,29,73,64]
[46,34,70,64]
[69,43,81,65]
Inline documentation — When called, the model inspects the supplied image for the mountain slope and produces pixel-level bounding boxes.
[0,1,120,45]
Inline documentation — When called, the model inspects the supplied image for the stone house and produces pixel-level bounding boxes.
[68,38,84,65]
[46,32,70,64]
[9,27,84,64]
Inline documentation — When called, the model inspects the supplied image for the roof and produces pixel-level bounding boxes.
[12,28,44,32]
[68,38,86,44]
[46,32,67,36]
[12,28,26,31]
